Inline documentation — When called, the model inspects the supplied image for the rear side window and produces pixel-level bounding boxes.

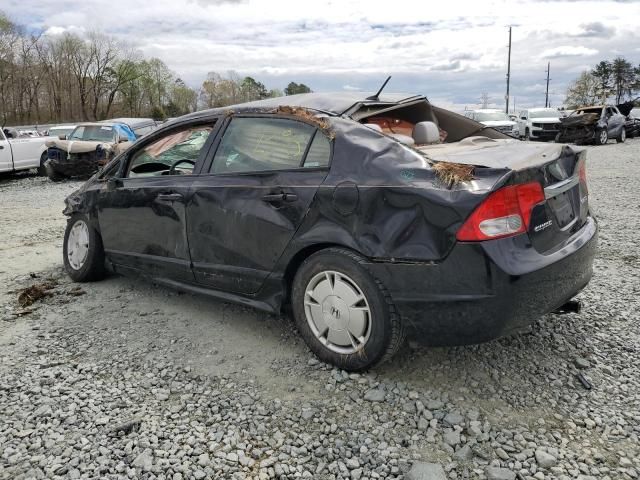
[211,117,321,174]
[303,132,331,168]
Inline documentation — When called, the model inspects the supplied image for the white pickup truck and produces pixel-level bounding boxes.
[0,128,51,175]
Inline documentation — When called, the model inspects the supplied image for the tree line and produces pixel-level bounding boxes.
[0,12,312,126]
[565,57,640,108]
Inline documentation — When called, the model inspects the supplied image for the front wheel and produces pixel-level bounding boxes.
[617,128,626,143]
[595,128,608,145]
[37,152,48,176]
[63,214,106,282]
[291,248,404,371]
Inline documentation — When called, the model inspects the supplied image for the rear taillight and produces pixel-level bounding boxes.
[456,182,545,241]
[578,160,588,196]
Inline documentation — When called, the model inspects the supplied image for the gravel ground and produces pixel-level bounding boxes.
[1,139,639,480]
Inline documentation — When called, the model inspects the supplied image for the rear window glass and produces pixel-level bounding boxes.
[303,132,331,168]
[211,118,316,174]
[69,126,116,142]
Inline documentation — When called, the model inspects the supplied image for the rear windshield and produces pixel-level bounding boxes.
[69,125,116,142]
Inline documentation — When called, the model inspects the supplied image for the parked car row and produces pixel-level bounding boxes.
[466,103,640,146]
[0,118,159,178]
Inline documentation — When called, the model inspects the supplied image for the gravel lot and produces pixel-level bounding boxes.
[1,139,639,480]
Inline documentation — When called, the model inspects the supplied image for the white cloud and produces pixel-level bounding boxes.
[540,46,599,58]
[342,85,362,91]
[6,0,640,109]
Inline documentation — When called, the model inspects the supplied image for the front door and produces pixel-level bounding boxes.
[97,121,219,281]
[187,115,332,294]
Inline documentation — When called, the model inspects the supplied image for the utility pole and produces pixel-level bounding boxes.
[505,26,512,114]
[545,62,551,108]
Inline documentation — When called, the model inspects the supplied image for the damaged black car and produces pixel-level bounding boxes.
[61,92,597,371]
[556,105,626,145]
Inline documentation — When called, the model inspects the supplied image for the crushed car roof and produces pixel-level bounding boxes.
[182,92,425,119]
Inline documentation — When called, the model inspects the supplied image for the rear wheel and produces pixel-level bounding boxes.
[291,248,404,371]
[595,128,608,145]
[617,128,626,143]
[63,214,106,282]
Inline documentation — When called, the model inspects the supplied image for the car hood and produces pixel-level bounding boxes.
[417,136,580,171]
[45,139,109,153]
[529,117,560,123]
[481,120,516,127]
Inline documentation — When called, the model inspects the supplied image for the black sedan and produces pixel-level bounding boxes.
[62,92,597,371]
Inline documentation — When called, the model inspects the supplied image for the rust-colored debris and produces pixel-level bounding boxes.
[275,106,335,139]
[17,280,58,307]
[432,162,475,187]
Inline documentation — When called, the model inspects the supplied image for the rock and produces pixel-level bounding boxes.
[132,449,153,471]
[453,444,473,461]
[574,357,591,369]
[364,388,386,402]
[351,468,363,479]
[485,466,516,480]
[407,462,447,480]
[346,457,360,469]
[535,449,557,468]
[443,430,460,446]
[443,412,465,426]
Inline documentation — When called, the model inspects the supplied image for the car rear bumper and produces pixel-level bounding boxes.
[366,216,597,346]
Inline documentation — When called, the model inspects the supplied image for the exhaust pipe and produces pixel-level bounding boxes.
[554,300,581,315]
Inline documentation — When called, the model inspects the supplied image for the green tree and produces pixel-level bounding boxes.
[611,57,635,103]
[240,76,268,102]
[591,61,613,102]
[284,82,311,95]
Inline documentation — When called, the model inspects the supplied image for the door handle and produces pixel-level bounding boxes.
[262,192,298,203]
[157,193,183,202]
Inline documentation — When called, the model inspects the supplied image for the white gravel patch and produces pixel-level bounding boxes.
[1,140,639,480]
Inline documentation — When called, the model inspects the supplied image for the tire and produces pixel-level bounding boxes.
[524,128,530,141]
[36,152,48,176]
[63,214,106,282]
[45,161,67,182]
[291,248,404,371]
[616,128,626,143]
[595,128,608,145]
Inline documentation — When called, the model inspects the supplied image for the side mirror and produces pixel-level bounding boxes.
[106,177,123,191]
[58,135,67,140]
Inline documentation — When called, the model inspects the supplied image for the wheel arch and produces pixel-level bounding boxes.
[281,242,362,308]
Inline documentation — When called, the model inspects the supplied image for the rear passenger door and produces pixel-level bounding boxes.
[187,115,332,294]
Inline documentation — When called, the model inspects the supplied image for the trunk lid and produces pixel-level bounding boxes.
[419,138,589,252]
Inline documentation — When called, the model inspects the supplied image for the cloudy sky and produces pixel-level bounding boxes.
[8,0,640,111]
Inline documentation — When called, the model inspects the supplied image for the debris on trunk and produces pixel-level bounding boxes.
[17,280,58,307]
[432,162,475,187]
[274,106,335,139]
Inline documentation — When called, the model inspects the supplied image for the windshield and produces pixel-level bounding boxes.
[475,112,510,122]
[50,127,75,137]
[69,125,116,142]
[529,109,558,119]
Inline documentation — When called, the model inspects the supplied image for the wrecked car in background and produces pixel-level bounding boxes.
[61,91,597,371]
[617,101,640,139]
[44,118,157,181]
[556,105,626,145]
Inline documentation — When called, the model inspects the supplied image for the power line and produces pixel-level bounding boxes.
[545,62,551,108]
